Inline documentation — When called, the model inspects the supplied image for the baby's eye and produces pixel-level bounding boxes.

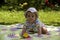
[32,16,34,18]
[27,15,30,17]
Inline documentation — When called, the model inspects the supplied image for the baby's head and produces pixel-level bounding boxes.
[25,7,38,23]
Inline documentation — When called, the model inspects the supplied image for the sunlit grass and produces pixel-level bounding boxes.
[0,10,25,25]
[39,10,60,26]
[0,10,60,26]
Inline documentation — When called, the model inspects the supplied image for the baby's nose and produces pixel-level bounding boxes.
[30,16,33,19]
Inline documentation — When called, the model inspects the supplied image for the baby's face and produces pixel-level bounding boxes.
[26,12,36,23]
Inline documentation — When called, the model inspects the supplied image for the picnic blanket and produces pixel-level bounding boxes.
[0,24,60,40]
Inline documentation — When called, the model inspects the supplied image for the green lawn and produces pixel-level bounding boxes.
[38,10,60,26]
[0,10,60,26]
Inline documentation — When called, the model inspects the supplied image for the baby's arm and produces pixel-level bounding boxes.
[37,25,44,37]
[37,26,42,35]
[21,25,31,38]
[21,26,26,35]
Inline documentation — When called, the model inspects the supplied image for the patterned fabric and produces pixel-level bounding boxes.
[24,19,45,33]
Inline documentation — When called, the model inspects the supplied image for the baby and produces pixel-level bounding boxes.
[21,7,48,37]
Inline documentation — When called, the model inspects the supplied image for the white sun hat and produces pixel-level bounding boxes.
[25,7,38,18]
[26,7,37,13]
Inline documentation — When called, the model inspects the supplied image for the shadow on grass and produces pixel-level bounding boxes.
[46,22,60,26]
[0,22,19,25]
[0,22,60,26]
[51,22,60,26]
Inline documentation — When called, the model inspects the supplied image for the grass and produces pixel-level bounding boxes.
[38,10,60,26]
[0,10,60,26]
[0,10,25,25]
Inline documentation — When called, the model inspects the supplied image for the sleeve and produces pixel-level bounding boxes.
[23,22,27,28]
[23,21,29,29]
[36,20,46,27]
[39,21,46,27]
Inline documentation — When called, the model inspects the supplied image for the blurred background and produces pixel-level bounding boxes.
[0,0,60,26]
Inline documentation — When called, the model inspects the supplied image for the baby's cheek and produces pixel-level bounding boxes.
[33,18,36,21]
